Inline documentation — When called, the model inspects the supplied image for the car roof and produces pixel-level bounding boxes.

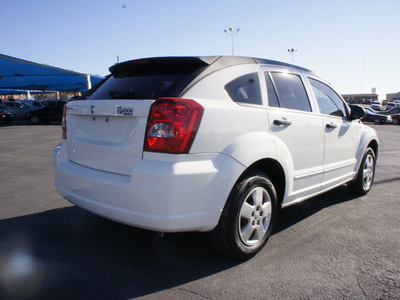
[110,56,311,75]
[108,56,314,98]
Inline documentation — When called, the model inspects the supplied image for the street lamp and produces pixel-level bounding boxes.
[287,48,297,64]
[224,27,240,56]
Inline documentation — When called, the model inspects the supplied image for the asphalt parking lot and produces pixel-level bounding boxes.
[0,121,399,300]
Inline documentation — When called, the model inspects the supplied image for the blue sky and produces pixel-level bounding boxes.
[1,0,399,98]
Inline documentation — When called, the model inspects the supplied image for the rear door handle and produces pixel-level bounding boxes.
[274,119,292,126]
[326,122,337,129]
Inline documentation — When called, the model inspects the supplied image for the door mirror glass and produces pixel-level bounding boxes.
[350,105,365,120]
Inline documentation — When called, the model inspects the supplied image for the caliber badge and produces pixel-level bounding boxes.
[116,105,134,116]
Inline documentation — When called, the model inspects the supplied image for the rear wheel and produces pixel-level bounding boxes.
[393,118,399,125]
[212,171,277,260]
[373,118,381,125]
[30,115,40,124]
[348,147,376,196]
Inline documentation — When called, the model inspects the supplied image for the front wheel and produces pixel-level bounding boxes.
[348,147,376,196]
[373,118,381,125]
[212,171,277,260]
[393,118,399,125]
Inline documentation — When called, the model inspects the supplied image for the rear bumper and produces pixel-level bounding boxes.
[53,142,244,232]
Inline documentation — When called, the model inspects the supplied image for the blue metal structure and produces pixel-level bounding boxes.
[0,54,104,92]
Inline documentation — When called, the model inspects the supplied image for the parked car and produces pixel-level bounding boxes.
[0,107,15,123]
[53,56,378,259]
[380,107,400,115]
[26,101,67,124]
[3,101,38,119]
[391,115,400,125]
[362,107,392,124]
[370,104,383,111]
[19,100,46,108]
[385,103,396,110]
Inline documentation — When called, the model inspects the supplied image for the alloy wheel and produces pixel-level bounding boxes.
[362,153,375,191]
[238,187,272,246]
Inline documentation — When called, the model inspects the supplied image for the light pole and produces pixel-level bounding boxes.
[224,28,240,56]
[287,48,297,64]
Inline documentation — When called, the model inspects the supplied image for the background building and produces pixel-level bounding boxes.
[341,93,378,104]
[386,92,400,102]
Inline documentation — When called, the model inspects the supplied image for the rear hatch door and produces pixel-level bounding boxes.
[66,100,151,175]
[65,57,214,175]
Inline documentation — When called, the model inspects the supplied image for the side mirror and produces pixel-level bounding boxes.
[350,105,365,120]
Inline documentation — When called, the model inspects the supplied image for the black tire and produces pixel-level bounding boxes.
[212,171,278,260]
[393,118,399,125]
[348,147,376,196]
[30,115,40,125]
[373,118,381,125]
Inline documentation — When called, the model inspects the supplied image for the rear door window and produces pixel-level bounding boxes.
[265,73,280,108]
[270,72,311,112]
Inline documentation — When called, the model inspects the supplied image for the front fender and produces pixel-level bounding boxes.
[353,125,379,174]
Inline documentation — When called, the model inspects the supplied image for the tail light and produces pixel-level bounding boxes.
[62,105,67,139]
[144,98,204,154]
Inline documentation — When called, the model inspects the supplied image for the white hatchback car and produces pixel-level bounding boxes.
[53,56,378,259]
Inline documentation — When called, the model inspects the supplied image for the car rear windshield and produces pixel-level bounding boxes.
[87,75,189,100]
[86,57,209,100]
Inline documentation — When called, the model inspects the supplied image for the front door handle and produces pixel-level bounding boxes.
[326,122,337,129]
[274,119,292,126]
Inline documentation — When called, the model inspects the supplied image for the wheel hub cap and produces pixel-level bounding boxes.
[238,187,272,246]
[362,154,374,190]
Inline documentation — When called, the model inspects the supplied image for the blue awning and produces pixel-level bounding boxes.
[0,54,104,92]
[0,89,44,95]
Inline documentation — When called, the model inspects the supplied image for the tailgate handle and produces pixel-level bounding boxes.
[274,119,292,126]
